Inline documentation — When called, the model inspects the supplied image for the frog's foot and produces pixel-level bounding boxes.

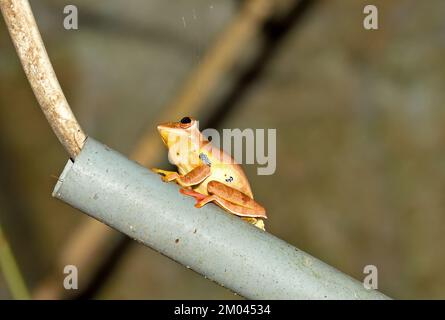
[153,165,211,186]
[243,218,265,231]
[151,168,180,183]
[179,188,207,202]
[151,168,170,176]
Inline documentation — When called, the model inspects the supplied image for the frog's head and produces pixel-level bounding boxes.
[157,116,200,146]
[157,117,202,166]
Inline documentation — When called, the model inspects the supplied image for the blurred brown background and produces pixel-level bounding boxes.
[0,0,444,299]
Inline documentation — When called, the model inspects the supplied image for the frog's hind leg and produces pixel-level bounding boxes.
[181,184,266,218]
[203,180,266,218]
[195,194,265,218]
[181,181,267,230]
[179,188,207,201]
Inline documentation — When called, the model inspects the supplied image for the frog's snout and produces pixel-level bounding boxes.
[156,124,167,133]
[157,124,171,145]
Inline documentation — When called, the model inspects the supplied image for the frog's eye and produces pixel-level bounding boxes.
[180,117,191,124]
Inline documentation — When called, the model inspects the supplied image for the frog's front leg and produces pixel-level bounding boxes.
[152,164,211,187]
[196,181,267,218]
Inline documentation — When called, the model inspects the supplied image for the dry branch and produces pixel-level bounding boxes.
[0,0,86,158]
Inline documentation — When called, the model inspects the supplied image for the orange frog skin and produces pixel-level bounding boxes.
[152,117,267,230]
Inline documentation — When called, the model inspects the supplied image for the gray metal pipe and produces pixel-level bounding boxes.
[53,137,390,300]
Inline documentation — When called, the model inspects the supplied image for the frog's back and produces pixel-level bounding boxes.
[195,147,253,198]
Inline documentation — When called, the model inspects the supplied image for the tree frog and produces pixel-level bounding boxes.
[152,117,267,230]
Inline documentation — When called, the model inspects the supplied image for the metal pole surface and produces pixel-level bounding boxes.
[53,137,390,300]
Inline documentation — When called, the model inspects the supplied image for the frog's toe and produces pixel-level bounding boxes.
[151,168,164,175]
[179,188,207,202]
